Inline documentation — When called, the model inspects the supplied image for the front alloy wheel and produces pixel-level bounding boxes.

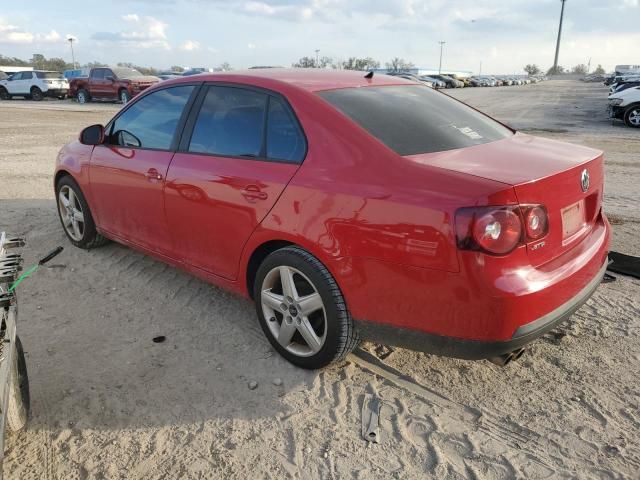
[55,176,109,249]
[625,106,640,128]
[58,185,85,241]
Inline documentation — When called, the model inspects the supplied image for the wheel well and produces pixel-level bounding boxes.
[246,240,294,299]
[54,170,71,187]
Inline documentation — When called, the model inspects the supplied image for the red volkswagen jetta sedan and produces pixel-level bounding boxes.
[54,69,610,369]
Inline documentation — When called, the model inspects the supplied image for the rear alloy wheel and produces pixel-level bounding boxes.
[77,89,90,104]
[119,89,131,104]
[255,246,359,369]
[30,86,43,101]
[56,176,109,249]
[624,106,640,128]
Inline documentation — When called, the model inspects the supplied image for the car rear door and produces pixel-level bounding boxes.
[90,68,109,98]
[89,84,198,256]
[165,84,306,280]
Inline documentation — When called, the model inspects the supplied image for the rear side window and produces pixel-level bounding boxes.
[189,86,267,157]
[319,85,512,155]
[109,85,194,150]
[266,97,305,163]
[91,69,105,80]
[36,72,63,79]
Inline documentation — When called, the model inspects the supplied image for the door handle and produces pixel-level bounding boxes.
[145,168,163,181]
[242,185,268,201]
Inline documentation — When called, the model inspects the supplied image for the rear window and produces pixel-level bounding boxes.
[319,85,512,155]
[36,72,63,79]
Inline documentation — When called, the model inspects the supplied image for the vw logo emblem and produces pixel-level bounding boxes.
[580,169,590,192]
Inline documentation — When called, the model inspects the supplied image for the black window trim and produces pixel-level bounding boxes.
[177,81,308,165]
[102,82,204,153]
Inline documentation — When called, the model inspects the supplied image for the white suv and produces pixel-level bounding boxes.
[0,70,69,101]
[608,86,640,128]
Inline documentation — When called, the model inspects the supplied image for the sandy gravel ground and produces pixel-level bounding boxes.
[0,80,638,479]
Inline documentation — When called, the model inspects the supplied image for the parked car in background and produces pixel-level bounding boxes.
[69,67,160,104]
[419,76,447,88]
[157,73,183,81]
[429,74,458,88]
[609,86,640,128]
[0,70,68,100]
[182,68,213,76]
[54,69,609,369]
[385,72,435,88]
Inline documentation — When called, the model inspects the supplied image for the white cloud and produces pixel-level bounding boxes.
[247,42,256,49]
[92,14,170,49]
[179,40,200,51]
[0,17,62,44]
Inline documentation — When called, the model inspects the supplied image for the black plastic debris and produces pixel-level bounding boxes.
[607,251,640,279]
[152,336,166,344]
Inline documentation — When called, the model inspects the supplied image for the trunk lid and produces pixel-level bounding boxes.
[406,133,604,266]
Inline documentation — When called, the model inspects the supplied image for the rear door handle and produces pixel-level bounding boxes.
[242,185,268,201]
[145,168,163,181]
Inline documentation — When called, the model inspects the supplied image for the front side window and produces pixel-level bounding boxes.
[21,72,33,80]
[109,85,194,150]
[189,86,268,157]
[319,85,513,156]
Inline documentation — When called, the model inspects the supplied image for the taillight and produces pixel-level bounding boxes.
[523,205,548,240]
[455,205,548,255]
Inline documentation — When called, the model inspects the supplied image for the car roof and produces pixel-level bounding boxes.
[165,68,412,93]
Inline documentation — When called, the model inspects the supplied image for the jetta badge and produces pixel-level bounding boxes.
[580,169,590,192]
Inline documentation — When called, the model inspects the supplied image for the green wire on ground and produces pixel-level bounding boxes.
[8,265,39,293]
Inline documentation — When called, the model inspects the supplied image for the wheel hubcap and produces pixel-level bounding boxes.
[58,185,85,241]
[261,266,327,357]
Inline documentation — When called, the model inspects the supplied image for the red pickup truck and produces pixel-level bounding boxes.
[69,67,160,104]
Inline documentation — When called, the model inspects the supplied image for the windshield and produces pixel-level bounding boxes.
[112,68,143,79]
[319,85,513,156]
[36,71,64,79]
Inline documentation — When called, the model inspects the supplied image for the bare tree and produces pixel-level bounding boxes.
[571,64,588,75]
[218,62,232,71]
[292,56,337,69]
[593,64,606,75]
[342,57,380,71]
[385,57,414,73]
[170,65,185,73]
[292,56,317,68]
[523,64,541,76]
[547,65,565,75]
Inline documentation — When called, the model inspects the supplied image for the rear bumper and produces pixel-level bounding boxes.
[356,259,607,359]
[45,89,68,97]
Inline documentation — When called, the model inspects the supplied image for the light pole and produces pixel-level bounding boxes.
[67,36,77,69]
[438,41,446,74]
[315,49,320,68]
[479,60,482,76]
[552,0,567,74]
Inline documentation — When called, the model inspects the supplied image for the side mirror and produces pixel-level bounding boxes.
[106,76,115,82]
[79,124,105,145]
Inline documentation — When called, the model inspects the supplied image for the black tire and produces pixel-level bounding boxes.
[623,105,640,128]
[119,89,131,104]
[7,336,29,432]
[30,86,43,101]
[254,246,359,369]
[77,89,90,104]
[55,175,110,249]
[0,87,9,100]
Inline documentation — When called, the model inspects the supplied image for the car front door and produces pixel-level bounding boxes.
[90,68,108,98]
[89,84,197,256]
[4,72,21,94]
[8,72,28,95]
[165,84,306,280]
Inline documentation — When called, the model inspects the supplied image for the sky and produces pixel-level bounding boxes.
[0,0,638,74]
